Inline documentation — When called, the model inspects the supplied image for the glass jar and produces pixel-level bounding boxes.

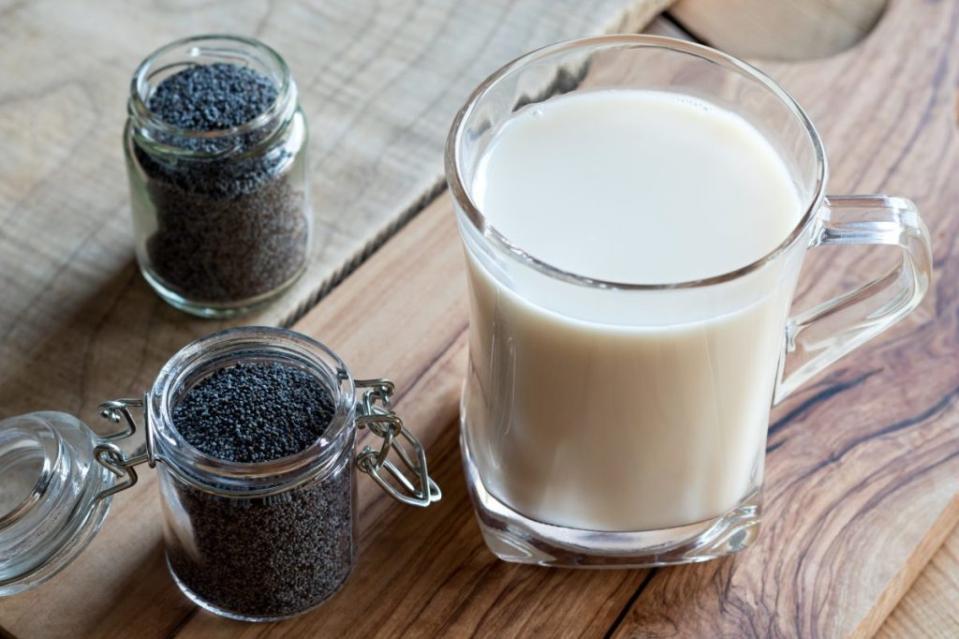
[0,327,439,621]
[124,35,311,317]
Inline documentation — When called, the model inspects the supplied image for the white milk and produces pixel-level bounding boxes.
[462,90,804,532]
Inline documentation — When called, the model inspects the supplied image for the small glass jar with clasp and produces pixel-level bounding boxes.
[0,327,440,621]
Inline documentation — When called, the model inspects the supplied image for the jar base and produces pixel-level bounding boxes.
[461,427,761,568]
[140,262,307,319]
[166,554,347,622]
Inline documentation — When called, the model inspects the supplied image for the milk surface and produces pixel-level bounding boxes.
[462,90,804,531]
[473,90,800,283]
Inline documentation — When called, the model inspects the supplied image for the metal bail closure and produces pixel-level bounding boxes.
[354,379,442,508]
[93,397,156,501]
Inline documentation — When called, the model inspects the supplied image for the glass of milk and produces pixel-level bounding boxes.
[445,36,933,567]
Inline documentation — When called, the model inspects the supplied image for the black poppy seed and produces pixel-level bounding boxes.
[148,63,278,132]
[133,61,308,305]
[165,361,355,618]
[173,362,333,462]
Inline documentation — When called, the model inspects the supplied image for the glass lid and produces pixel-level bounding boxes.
[0,411,115,595]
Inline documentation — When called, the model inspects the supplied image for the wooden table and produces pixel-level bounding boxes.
[1,1,957,636]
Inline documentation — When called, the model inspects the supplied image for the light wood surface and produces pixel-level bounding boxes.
[0,0,671,414]
[880,533,959,638]
[671,0,888,60]
[0,1,669,637]
[1,0,958,637]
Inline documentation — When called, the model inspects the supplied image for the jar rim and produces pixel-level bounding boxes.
[127,34,297,159]
[148,326,356,495]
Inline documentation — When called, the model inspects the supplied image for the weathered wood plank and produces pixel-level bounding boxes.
[880,532,959,638]
[0,0,674,418]
[0,0,670,363]
[0,1,672,637]
[671,0,887,60]
[611,0,959,636]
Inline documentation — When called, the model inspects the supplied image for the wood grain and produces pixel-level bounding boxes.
[670,0,887,60]
[880,533,959,638]
[611,0,959,636]
[0,0,670,354]
[1,1,956,638]
[0,1,671,637]
[675,2,959,629]
[0,0,671,422]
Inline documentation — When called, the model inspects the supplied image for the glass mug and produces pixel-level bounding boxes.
[445,36,932,566]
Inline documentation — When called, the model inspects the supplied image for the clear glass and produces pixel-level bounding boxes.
[0,412,113,595]
[0,326,437,608]
[148,327,358,621]
[445,36,933,567]
[124,35,311,318]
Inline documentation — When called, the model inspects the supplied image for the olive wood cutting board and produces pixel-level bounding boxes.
[1,0,958,637]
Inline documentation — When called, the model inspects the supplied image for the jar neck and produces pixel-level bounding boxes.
[128,34,298,159]
[148,327,356,496]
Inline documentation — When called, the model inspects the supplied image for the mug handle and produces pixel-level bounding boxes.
[774,195,933,404]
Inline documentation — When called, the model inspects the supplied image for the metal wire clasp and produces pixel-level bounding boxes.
[354,379,441,508]
[93,397,155,501]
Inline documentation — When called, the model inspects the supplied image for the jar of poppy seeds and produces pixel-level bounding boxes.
[124,35,310,317]
[0,327,440,621]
